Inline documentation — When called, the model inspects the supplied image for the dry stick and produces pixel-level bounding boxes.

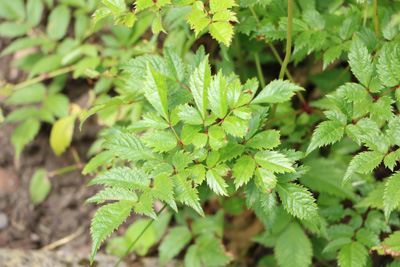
[41,227,85,251]
[114,204,168,267]
[373,0,380,38]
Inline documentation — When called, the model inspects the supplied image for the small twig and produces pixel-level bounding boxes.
[176,80,191,93]
[41,227,84,251]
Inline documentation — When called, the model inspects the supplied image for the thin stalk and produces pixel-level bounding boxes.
[264,109,303,127]
[327,65,350,92]
[11,65,76,91]
[378,86,399,99]
[363,2,368,27]
[248,4,260,26]
[373,0,380,38]
[234,33,245,81]
[278,0,293,80]
[254,52,266,88]
[268,42,294,82]
[114,204,167,267]
[48,164,79,178]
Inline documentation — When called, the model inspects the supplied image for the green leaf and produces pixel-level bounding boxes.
[323,45,342,70]
[343,151,384,186]
[103,132,154,161]
[92,8,112,26]
[0,22,30,38]
[246,130,280,150]
[369,96,394,120]
[88,166,150,191]
[337,83,368,102]
[222,116,248,137]
[255,167,276,193]
[338,242,368,267]
[0,0,25,20]
[209,22,234,47]
[144,64,169,122]
[275,222,312,267]
[27,0,43,26]
[141,131,177,152]
[80,97,126,129]
[152,12,166,34]
[232,155,255,188]
[185,245,201,267]
[377,43,400,87]
[173,150,194,171]
[323,238,352,253]
[46,5,71,40]
[384,152,397,171]
[142,113,170,129]
[50,115,76,156]
[181,125,202,145]
[85,187,138,204]
[133,194,157,219]
[124,12,137,28]
[192,133,208,148]
[277,183,320,228]
[11,119,41,158]
[306,120,345,154]
[173,172,204,216]
[356,182,385,209]
[383,172,400,221]
[195,233,232,266]
[356,228,380,247]
[178,104,203,125]
[164,47,185,81]
[206,169,228,196]
[208,71,228,118]
[254,151,295,173]
[382,231,400,252]
[103,0,126,12]
[348,38,373,87]
[5,83,46,105]
[210,0,237,13]
[218,143,245,162]
[124,219,155,256]
[189,56,211,118]
[252,80,304,104]
[208,126,228,150]
[90,202,133,263]
[148,174,177,212]
[159,226,193,264]
[30,169,51,205]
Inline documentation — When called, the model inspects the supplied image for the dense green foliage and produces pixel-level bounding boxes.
[2,0,400,266]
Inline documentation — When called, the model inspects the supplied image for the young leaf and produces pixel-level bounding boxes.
[206,169,228,196]
[277,183,320,228]
[255,167,277,193]
[173,173,204,216]
[208,126,228,150]
[173,151,194,171]
[383,172,400,221]
[275,222,312,267]
[159,226,193,264]
[252,80,304,104]
[189,56,211,118]
[209,22,234,47]
[338,242,368,267]
[178,104,203,125]
[208,71,228,118]
[90,202,133,263]
[348,38,373,87]
[221,116,248,137]
[103,132,154,161]
[141,131,177,152]
[88,167,150,191]
[343,151,384,186]
[232,155,255,189]
[143,65,169,122]
[254,151,295,173]
[246,130,280,150]
[306,120,345,154]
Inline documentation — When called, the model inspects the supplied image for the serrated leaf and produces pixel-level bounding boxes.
[246,130,280,150]
[255,151,295,173]
[92,8,112,26]
[164,47,185,81]
[181,125,202,145]
[159,226,193,264]
[383,172,400,221]
[209,0,237,13]
[377,43,400,87]
[356,228,380,247]
[218,143,245,162]
[232,155,255,188]
[141,131,177,152]
[88,166,150,190]
[323,45,342,70]
[382,231,400,252]
[103,0,125,12]
[277,183,320,228]
[85,187,138,204]
[337,83,368,102]
[356,182,385,209]
[196,233,232,266]
[306,120,345,155]
[190,57,211,118]
[275,222,312,267]
[206,169,228,196]
[148,174,177,212]
[208,126,228,151]
[338,242,368,267]
[90,202,133,263]
[80,97,126,129]
[255,167,276,193]
[152,12,166,34]
[173,150,194,171]
[124,12,136,28]
[343,151,384,186]
[132,193,157,219]
[384,152,397,171]
[209,21,234,47]
[144,64,169,122]
[173,172,204,216]
[323,238,352,253]
[103,132,154,161]
[178,104,203,125]
[222,116,248,137]
[348,38,373,87]
[208,71,228,118]
[252,79,304,104]
[192,133,208,148]
[142,113,170,129]
[369,96,394,120]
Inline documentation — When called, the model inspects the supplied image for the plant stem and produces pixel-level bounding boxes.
[11,65,76,91]
[248,4,260,26]
[378,86,399,99]
[254,52,266,88]
[278,0,293,80]
[48,164,80,178]
[327,65,350,92]
[114,204,167,267]
[363,2,368,27]
[264,109,303,127]
[373,0,380,38]
[234,32,245,81]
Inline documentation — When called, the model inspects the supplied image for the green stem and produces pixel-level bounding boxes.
[326,65,350,92]
[234,33,245,81]
[373,0,380,38]
[363,2,368,27]
[278,0,293,80]
[48,164,79,178]
[12,65,76,91]
[114,204,168,267]
[248,4,260,26]
[254,52,266,88]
